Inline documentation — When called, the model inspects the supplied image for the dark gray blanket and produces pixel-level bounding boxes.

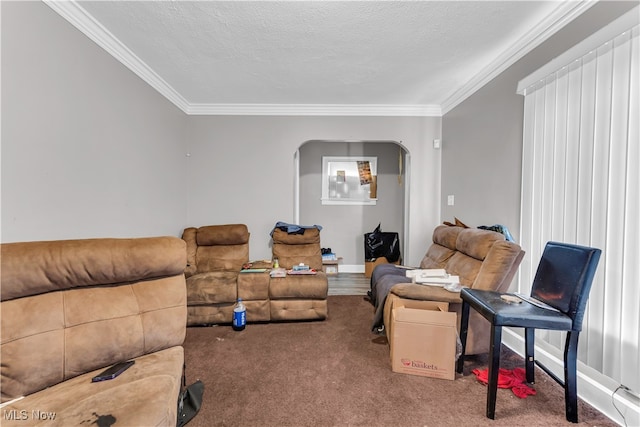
[369,264,412,332]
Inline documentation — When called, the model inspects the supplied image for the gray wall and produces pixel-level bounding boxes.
[5,1,631,262]
[183,116,440,265]
[1,2,188,242]
[441,1,637,243]
[1,2,441,266]
[299,141,406,266]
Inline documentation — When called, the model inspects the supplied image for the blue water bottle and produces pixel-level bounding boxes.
[233,298,246,331]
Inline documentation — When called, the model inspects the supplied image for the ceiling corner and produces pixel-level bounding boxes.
[440,0,597,116]
[44,0,191,114]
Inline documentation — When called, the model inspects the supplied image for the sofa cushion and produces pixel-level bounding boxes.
[196,224,249,246]
[244,300,271,322]
[271,228,320,245]
[272,242,323,270]
[442,252,483,287]
[270,299,327,321]
[391,283,463,304]
[186,271,239,304]
[455,227,505,261]
[196,244,249,272]
[1,275,186,401]
[269,273,329,299]
[0,237,187,302]
[0,346,183,427]
[419,225,462,268]
[432,224,462,249]
[419,244,457,269]
[271,228,323,270]
[238,272,270,301]
[187,305,234,326]
[471,241,525,291]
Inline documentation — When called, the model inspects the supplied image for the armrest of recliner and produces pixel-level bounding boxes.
[181,227,198,278]
[471,241,524,292]
[390,283,463,304]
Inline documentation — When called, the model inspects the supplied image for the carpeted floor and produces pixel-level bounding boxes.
[182,295,616,427]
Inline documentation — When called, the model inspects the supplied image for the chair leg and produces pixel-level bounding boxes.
[486,324,502,420]
[564,331,580,423]
[524,328,535,383]
[456,301,470,374]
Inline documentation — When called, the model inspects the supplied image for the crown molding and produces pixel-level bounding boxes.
[44,1,440,117]
[186,103,442,116]
[46,0,593,118]
[440,0,597,115]
[44,0,191,114]
[518,6,639,95]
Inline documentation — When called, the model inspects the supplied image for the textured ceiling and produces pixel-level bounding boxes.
[68,1,582,114]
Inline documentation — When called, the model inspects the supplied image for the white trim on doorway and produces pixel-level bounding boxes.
[294,141,411,274]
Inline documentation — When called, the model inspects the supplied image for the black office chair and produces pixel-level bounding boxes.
[455,241,601,423]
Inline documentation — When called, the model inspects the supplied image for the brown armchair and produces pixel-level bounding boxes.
[182,224,250,325]
[269,227,329,321]
[375,225,524,355]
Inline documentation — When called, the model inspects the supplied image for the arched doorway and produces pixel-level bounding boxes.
[294,140,410,276]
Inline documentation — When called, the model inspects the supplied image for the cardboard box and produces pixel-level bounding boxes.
[364,257,400,278]
[389,298,457,380]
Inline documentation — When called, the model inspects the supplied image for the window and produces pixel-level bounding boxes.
[518,11,638,395]
[321,156,377,205]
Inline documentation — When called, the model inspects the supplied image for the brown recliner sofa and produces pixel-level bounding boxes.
[182,224,329,325]
[182,224,261,325]
[270,227,329,320]
[372,225,524,355]
[0,237,187,426]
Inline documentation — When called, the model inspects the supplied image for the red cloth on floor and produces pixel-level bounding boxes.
[472,367,537,398]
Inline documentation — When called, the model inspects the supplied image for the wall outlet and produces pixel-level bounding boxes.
[447,195,455,206]
[433,139,441,149]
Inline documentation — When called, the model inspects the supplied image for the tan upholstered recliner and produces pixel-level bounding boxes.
[0,237,187,426]
[183,224,328,325]
[270,227,329,321]
[182,224,256,325]
[373,225,524,355]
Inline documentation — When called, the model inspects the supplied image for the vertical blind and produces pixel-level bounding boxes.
[518,13,639,394]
